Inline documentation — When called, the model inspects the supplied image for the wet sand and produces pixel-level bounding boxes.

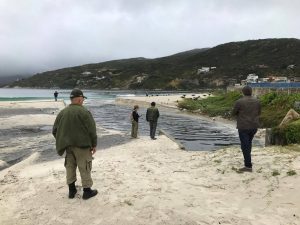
[0,100,300,225]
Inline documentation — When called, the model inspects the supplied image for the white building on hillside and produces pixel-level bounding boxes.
[273,77,289,82]
[197,67,210,74]
[246,74,258,83]
[81,71,92,75]
[287,64,296,70]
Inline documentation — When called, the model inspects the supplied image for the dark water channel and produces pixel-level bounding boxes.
[88,100,260,151]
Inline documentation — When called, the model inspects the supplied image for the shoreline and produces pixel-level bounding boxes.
[115,94,236,128]
[0,100,300,225]
[0,100,66,170]
[115,95,266,143]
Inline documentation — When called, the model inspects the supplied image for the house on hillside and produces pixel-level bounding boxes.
[258,77,269,83]
[136,76,147,83]
[197,67,210,74]
[287,64,296,70]
[273,76,289,83]
[197,66,216,74]
[246,74,259,83]
[291,77,300,82]
[257,64,269,69]
[81,71,92,75]
[94,76,106,80]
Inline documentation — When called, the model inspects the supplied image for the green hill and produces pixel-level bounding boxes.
[10,38,300,90]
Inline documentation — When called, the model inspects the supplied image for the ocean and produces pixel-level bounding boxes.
[0,88,248,151]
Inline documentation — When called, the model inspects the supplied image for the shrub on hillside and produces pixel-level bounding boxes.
[260,93,300,127]
[178,91,300,128]
[178,91,242,118]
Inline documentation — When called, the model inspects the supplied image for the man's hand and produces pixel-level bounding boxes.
[91,147,96,155]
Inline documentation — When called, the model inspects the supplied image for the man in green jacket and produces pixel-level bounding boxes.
[146,102,160,140]
[52,89,98,200]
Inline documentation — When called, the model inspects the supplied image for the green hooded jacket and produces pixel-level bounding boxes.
[52,104,97,156]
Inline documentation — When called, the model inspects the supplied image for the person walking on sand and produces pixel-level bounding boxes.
[131,105,140,138]
[146,102,160,140]
[232,86,261,172]
[52,88,98,200]
[54,91,58,101]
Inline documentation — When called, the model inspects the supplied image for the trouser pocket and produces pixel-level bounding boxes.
[86,160,92,171]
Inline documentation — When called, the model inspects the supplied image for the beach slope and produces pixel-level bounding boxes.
[0,101,300,225]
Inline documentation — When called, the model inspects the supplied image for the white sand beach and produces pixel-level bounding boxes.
[0,100,300,225]
[115,93,210,109]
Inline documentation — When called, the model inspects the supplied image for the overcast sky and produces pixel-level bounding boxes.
[1,0,300,76]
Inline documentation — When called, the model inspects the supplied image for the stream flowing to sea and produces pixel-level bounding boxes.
[0,88,261,151]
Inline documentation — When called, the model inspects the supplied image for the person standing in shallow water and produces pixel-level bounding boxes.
[54,91,58,101]
[131,105,140,138]
[146,102,160,140]
[232,86,261,172]
[52,88,98,200]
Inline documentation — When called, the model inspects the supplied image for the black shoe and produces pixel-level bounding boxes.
[151,137,157,140]
[69,189,77,199]
[238,167,253,173]
[68,182,77,199]
[82,188,98,200]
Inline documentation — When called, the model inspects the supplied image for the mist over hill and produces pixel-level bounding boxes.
[10,38,300,90]
[0,75,29,87]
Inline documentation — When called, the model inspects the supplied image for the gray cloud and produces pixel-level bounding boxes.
[1,0,300,76]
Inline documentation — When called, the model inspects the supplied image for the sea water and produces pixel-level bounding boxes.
[0,88,249,151]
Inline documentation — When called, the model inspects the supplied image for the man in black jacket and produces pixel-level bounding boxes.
[131,105,140,138]
[232,86,261,172]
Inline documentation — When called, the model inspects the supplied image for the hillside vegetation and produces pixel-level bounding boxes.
[178,91,300,128]
[178,91,242,118]
[10,38,300,90]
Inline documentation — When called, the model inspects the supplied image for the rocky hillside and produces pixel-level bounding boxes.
[10,38,300,90]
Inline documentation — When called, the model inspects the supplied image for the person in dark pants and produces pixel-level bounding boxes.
[54,91,58,101]
[146,102,160,140]
[131,105,140,138]
[232,86,261,172]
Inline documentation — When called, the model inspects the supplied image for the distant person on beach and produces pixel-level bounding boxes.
[131,105,140,138]
[146,102,160,140]
[54,91,58,101]
[232,86,261,172]
[52,88,98,200]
